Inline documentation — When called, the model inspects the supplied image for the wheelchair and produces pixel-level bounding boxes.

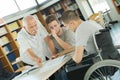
[65,27,120,80]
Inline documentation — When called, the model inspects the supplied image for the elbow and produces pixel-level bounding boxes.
[72,54,82,64]
[72,58,82,64]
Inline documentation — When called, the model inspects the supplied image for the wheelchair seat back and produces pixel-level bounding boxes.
[95,30,120,59]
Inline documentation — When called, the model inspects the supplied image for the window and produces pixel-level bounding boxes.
[0,0,19,17]
[15,0,37,10]
[88,0,110,13]
[81,0,93,17]
[37,0,47,4]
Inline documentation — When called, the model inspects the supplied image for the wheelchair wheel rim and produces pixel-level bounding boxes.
[84,60,120,80]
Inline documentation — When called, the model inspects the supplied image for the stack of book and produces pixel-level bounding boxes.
[0,36,9,46]
[7,22,19,32]
[0,27,7,36]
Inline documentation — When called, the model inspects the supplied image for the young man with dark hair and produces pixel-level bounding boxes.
[61,10,103,63]
[45,14,75,59]
[45,14,75,80]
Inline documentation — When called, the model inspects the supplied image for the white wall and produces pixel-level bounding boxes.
[81,0,93,18]
[106,0,120,21]
[75,0,90,20]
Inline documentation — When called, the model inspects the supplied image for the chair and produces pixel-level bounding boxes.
[93,28,120,60]
[89,11,105,27]
[84,28,120,80]
[65,28,120,80]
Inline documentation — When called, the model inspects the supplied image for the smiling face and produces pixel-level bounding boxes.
[48,20,61,34]
[25,16,38,36]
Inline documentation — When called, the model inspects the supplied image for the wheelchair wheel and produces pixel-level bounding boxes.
[84,60,120,80]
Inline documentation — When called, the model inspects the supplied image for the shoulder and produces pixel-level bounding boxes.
[44,34,53,42]
[62,27,71,34]
[18,28,25,35]
[18,29,24,37]
[86,20,103,29]
[78,20,102,31]
[17,28,27,40]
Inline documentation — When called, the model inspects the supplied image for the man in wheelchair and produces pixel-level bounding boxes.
[61,10,120,80]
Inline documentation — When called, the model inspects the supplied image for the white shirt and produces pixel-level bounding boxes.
[17,26,49,65]
[75,20,103,54]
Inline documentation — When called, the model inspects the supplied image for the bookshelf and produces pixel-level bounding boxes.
[113,0,120,14]
[0,20,22,72]
[40,0,85,24]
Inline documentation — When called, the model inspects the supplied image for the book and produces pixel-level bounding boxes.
[7,22,19,32]
[0,36,9,46]
[54,3,62,11]
[3,46,9,55]
[7,52,16,62]
[12,63,18,71]
[0,27,7,36]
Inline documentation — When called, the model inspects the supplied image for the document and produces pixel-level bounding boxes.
[40,55,65,73]
[13,65,39,79]
[13,55,66,80]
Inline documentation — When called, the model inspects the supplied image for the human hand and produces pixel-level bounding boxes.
[51,54,59,59]
[51,29,57,37]
[36,58,42,67]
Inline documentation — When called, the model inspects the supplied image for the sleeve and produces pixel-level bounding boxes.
[65,30,75,46]
[38,25,48,38]
[76,26,93,47]
[17,33,31,53]
[36,18,48,38]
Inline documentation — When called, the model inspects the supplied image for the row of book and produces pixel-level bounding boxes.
[0,27,8,36]
[0,31,18,46]
[3,44,12,55]
[0,36,9,46]
[7,22,20,32]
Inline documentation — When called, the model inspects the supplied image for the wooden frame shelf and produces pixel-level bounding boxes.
[4,64,9,68]
[113,0,120,14]
[0,55,4,58]
[7,48,18,55]
[0,32,9,37]
[0,18,22,72]
[11,27,22,33]
[1,40,13,47]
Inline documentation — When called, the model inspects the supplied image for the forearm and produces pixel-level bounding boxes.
[54,35,72,50]
[45,36,56,55]
[57,47,75,56]
[26,48,40,62]
[72,46,84,63]
[48,41,56,56]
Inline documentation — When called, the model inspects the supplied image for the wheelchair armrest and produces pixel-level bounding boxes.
[82,54,96,60]
[65,54,95,72]
[99,28,111,32]
[65,54,96,67]
[115,45,120,49]
[65,59,77,67]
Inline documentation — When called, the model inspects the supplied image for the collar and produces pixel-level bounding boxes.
[22,28,36,38]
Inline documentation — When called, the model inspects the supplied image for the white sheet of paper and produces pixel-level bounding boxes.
[13,55,65,80]
[39,55,65,73]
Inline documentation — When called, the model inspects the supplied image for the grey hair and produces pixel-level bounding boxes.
[22,15,36,27]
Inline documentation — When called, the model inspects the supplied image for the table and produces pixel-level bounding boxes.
[13,52,73,80]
